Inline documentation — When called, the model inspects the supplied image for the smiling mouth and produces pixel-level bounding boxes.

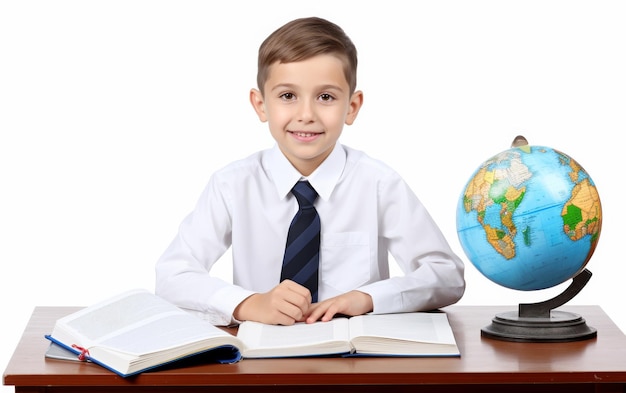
[289,131,322,137]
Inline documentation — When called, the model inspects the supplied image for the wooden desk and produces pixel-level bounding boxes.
[4,305,626,392]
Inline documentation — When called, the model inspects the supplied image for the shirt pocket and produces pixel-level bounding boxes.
[321,232,371,292]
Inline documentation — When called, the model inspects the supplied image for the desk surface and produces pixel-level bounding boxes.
[4,305,626,392]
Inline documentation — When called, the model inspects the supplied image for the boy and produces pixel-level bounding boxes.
[155,17,465,326]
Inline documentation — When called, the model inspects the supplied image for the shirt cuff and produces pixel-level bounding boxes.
[209,285,256,326]
[356,280,402,314]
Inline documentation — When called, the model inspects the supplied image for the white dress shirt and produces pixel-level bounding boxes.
[155,143,465,325]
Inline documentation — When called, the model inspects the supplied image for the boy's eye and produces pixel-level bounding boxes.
[319,93,334,102]
[280,92,295,100]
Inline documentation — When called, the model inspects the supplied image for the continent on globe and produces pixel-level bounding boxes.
[461,148,532,260]
[561,164,602,246]
[456,137,602,291]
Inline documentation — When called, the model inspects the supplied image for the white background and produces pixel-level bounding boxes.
[1,1,624,390]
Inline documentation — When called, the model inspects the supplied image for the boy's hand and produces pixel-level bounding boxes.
[304,290,373,323]
[233,280,312,325]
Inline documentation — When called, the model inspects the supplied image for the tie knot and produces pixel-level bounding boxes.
[292,181,318,209]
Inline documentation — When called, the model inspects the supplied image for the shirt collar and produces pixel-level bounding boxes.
[267,143,346,201]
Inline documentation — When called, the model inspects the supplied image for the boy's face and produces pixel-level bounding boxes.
[250,54,363,176]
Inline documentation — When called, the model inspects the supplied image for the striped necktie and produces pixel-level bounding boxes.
[280,180,320,302]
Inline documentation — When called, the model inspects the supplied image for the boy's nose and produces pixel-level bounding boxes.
[296,99,315,122]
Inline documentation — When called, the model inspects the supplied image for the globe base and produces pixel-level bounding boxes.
[481,269,597,342]
[481,310,597,342]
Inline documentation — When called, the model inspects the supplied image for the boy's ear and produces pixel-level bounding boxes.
[345,90,364,125]
[250,89,268,122]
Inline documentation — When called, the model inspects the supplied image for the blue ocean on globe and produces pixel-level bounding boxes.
[456,144,602,291]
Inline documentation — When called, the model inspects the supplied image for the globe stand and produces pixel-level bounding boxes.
[481,269,597,342]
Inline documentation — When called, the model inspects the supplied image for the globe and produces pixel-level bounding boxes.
[456,138,602,291]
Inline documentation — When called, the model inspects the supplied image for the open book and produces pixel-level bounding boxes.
[45,289,242,377]
[237,313,459,358]
[45,289,459,377]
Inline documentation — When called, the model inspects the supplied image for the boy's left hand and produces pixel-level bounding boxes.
[303,290,373,323]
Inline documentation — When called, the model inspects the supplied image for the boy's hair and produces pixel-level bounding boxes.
[256,17,358,95]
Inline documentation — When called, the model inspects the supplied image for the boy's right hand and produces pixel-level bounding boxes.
[233,280,312,325]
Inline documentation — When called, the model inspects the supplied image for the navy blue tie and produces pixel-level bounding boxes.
[280,180,320,302]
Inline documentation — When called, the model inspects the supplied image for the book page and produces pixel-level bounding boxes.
[94,313,236,355]
[237,318,352,357]
[53,289,237,355]
[58,290,182,342]
[349,313,456,344]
